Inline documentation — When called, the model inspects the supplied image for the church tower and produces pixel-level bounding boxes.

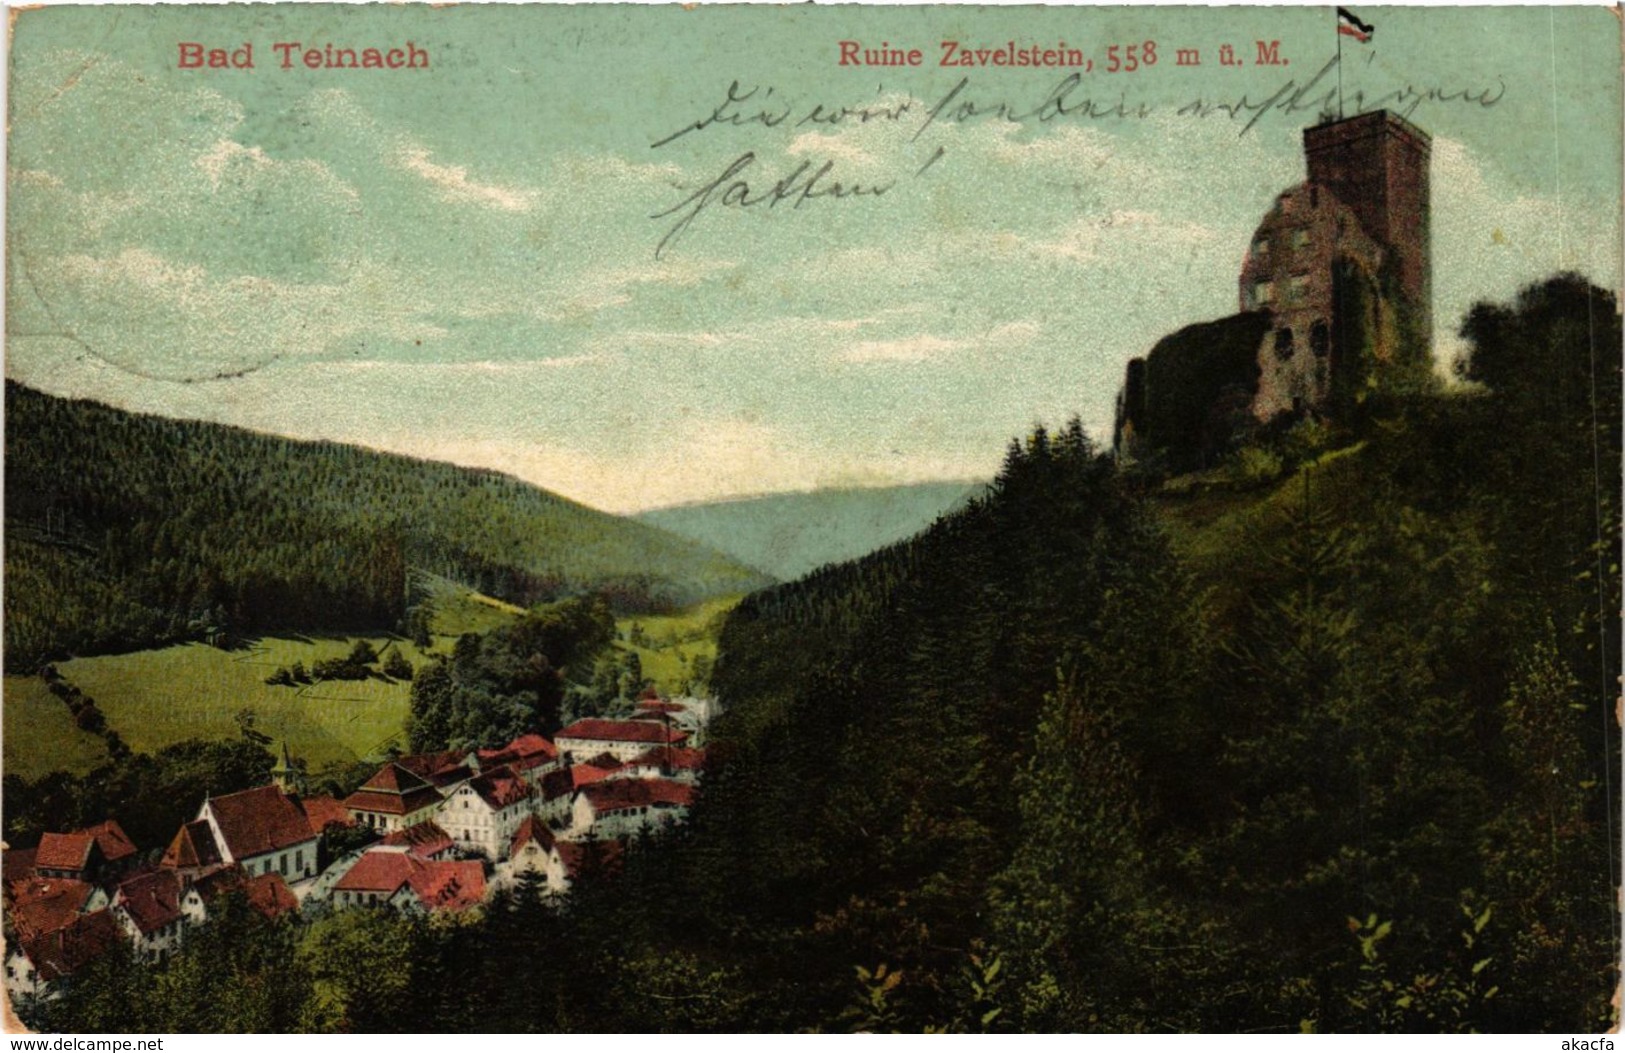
[271,742,305,795]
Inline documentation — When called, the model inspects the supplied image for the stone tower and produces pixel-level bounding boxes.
[1116,110,1433,468]
[1304,110,1432,339]
[1236,110,1432,420]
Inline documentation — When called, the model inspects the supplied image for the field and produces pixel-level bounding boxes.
[46,635,437,772]
[617,594,740,694]
[7,586,747,780]
[3,675,112,779]
[417,577,525,637]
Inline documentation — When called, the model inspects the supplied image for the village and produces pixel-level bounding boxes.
[2,693,713,1006]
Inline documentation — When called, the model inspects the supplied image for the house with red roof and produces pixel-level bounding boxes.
[161,819,225,879]
[179,865,299,925]
[110,868,186,962]
[192,784,321,883]
[507,816,567,894]
[569,778,694,841]
[33,821,137,883]
[5,908,121,1006]
[298,794,355,838]
[379,820,455,861]
[610,746,707,785]
[475,733,559,787]
[331,849,485,914]
[555,718,689,764]
[7,877,106,943]
[344,763,445,834]
[394,748,477,794]
[577,752,626,776]
[633,694,717,737]
[438,765,534,860]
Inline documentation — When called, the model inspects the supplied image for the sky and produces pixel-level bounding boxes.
[6,4,1620,513]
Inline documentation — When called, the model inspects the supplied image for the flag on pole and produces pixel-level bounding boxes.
[1337,7,1374,43]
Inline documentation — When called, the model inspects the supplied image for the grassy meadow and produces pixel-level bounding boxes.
[3,675,112,779]
[417,578,525,637]
[5,587,743,781]
[617,594,739,694]
[46,636,435,771]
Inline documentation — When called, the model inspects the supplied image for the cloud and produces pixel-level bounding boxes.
[16,246,448,381]
[787,130,882,170]
[840,333,967,364]
[195,139,359,202]
[836,321,1039,365]
[9,40,1618,515]
[314,355,606,375]
[987,124,1141,177]
[397,144,539,213]
[1023,210,1222,262]
[1430,135,1618,345]
[545,256,738,320]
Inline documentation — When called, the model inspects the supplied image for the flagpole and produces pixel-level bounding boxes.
[1336,7,1344,120]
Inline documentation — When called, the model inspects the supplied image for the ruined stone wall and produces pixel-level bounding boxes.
[1113,111,1432,468]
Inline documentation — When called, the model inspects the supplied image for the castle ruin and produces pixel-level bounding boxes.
[1115,111,1433,470]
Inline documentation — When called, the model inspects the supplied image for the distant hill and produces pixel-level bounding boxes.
[4,382,771,668]
[636,481,986,581]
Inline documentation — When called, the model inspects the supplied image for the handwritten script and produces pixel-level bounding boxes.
[648,58,1504,257]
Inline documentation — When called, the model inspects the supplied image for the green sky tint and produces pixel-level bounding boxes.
[7,5,1620,512]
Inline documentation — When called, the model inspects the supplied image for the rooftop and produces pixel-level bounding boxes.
[299,794,355,835]
[344,764,445,816]
[35,820,136,873]
[9,877,98,941]
[18,909,122,983]
[557,719,688,746]
[580,778,695,813]
[114,868,184,935]
[380,820,455,859]
[334,851,485,912]
[206,785,319,859]
[162,820,224,870]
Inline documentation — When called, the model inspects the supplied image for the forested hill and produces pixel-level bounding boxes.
[19,281,1621,1035]
[660,275,1621,1031]
[635,481,985,581]
[3,382,770,668]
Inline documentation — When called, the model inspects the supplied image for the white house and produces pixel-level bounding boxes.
[330,849,485,914]
[343,763,446,835]
[568,778,694,841]
[438,765,534,860]
[110,869,186,962]
[191,784,321,882]
[555,718,689,764]
[507,816,568,895]
[606,746,707,785]
[4,910,121,1006]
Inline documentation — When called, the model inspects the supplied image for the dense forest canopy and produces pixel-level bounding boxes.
[12,275,1621,1033]
[3,382,770,669]
[406,596,618,749]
